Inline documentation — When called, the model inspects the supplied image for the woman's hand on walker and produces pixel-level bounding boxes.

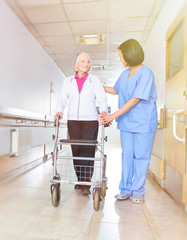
[54,112,63,121]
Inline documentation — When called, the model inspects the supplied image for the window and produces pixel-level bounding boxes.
[168,22,183,78]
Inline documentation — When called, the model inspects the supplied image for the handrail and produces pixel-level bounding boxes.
[173,109,185,144]
[0,105,45,120]
[0,105,66,127]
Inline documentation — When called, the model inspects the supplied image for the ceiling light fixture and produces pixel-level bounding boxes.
[78,34,104,45]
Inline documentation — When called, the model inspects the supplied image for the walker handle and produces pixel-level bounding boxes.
[54,115,60,127]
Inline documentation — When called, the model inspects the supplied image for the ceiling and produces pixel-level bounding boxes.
[5,0,165,85]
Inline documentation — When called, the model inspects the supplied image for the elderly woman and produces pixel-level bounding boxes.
[54,52,108,195]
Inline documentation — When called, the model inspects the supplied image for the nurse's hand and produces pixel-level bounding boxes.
[99,112,115,124]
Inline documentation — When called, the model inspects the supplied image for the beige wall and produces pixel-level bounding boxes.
[0,0,65,115]
[145,0,186,160]
[0,0,66,155]
[144,0,187,205]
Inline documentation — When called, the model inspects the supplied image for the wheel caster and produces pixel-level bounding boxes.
[51,184,61,207]
[93,188,101,211]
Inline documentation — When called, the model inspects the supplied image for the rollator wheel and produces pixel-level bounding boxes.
[51,184,61,207]
[101,180,107,198]
[93,188,100,211]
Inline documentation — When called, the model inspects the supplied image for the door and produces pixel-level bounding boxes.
[164,2,187,206]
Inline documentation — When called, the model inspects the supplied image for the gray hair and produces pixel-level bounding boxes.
[73,52,91,72]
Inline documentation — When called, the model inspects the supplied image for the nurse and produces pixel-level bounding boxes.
[99,39,157,204]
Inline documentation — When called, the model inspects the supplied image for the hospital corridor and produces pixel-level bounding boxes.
[1,0,187,239]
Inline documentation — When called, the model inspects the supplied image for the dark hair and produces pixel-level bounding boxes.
[118,39,144,67]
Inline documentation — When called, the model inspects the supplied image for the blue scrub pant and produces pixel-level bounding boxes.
[119,131,156,196]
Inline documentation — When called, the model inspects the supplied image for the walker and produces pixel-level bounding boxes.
[50,116,108,211]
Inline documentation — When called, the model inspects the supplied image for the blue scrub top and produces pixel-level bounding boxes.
[114,65,157,133]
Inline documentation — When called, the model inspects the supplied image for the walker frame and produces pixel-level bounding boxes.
[50,116,108,211]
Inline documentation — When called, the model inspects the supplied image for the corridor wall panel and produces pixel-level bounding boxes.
[0,0,65,115]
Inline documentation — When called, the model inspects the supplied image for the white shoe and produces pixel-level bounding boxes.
[114,192,130,200]
[131,194,144,204]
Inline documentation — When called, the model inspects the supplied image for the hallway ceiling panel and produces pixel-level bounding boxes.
[109,18,148,32]
[64,1,106,21]
[23,5,67,23]
[110,0,156,17]
[5,0,165,84]
[16,0,60,7]
[34,22,72,36]
[43,35,75,45]
[70,20,106,35]
[109,32,143,44]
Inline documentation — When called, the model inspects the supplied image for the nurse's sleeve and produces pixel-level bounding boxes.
[132,71,154,101]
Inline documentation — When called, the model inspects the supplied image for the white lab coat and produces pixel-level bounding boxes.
[55,74,108,120]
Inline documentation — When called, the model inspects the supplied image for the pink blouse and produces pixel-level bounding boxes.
[75,72,88,93]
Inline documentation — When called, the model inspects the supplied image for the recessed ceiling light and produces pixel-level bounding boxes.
[78,34,104,45]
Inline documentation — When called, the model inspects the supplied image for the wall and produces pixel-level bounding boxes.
[0,0,65,115]
[144,0,186,111]
[0,0,66,156]
[144,0,186,202]
[144,0,186,159]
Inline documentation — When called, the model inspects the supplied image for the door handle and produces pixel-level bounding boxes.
[173,109,185,144]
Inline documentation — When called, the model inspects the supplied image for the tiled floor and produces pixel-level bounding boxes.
[0,145,187,240]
